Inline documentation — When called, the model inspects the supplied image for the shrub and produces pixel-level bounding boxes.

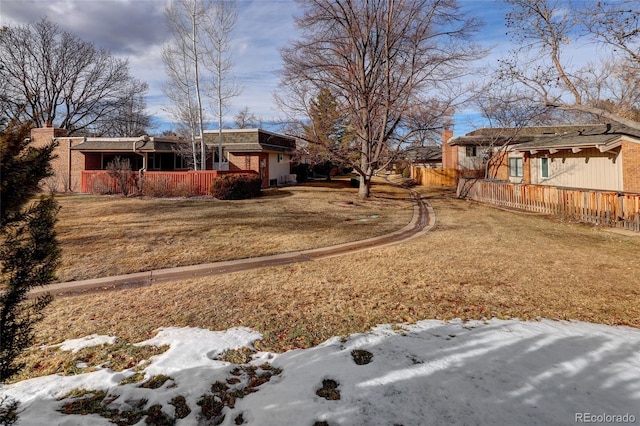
[106,157,137,196]
[89,174,115,195]
[141,177,197,198]
[141,176,174,198]
[291,163,311,183]
[211,173,261,200]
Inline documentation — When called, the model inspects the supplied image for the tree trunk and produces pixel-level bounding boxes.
[192,6,206,171]
[357,170,371,198]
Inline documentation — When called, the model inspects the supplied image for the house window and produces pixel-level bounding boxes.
[147,153,160,170]
[277,153,283,163]
[540,157,549,179]
[508,157,523,177]
[175,154,188,170]
[465,146,477,157]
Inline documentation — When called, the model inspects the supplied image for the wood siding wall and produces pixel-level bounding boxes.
[528,148,623,191]
[457,178,640,232]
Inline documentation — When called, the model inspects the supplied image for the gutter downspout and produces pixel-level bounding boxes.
[133,136,149,193]
[68,139,72,192]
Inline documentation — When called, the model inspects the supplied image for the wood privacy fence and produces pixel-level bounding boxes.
[411,167,459,187]
[458,178,640,232]
[81,170,256,196]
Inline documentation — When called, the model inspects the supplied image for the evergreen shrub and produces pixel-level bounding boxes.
[211,173,261,200]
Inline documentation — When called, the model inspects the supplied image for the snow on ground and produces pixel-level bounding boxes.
[47,334,118,353]
[2,319,639,425]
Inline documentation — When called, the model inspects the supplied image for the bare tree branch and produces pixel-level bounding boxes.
[0,19,148,135]
[278,0,484,197]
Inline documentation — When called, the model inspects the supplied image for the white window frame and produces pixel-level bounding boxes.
[508,157,523,178]
[540,157,550,179]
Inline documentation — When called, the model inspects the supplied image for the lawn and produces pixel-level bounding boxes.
[17,179,640,382]
[54,178,414,282]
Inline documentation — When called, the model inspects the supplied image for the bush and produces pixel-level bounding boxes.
[291,163,311,183]
[89,174,115,195]
[106,157,136,196]
[141,176,174,198]
[211,173,261,200]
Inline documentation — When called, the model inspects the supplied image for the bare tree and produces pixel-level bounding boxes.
[278,0,483,197]
[92,79,152,137]
[234,106,260,129]
[164,0,211,170]
[581,0,639,66]
[0,19,146,135]
[500,0,640,131]
[164,0,240,170]
[204,0,241,168]
[398,98,456,148]
[162,35,201,169]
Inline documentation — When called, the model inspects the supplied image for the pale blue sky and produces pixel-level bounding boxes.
[0,0,599,136]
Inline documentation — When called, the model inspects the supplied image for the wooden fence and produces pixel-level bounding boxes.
[458,178,640,232]
[411,167,459,187]
[81,170,256,196]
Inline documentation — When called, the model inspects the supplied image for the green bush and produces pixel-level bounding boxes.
[211,173,261,200]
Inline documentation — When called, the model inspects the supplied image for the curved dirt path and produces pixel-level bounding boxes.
[29,186,435,298]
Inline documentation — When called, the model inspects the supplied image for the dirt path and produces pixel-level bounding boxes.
[29,187,435,298]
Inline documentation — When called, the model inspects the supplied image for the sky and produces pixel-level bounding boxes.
[0,0,597,137]
[2,318,639,424]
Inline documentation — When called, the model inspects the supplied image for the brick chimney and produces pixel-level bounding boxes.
[30,125,77,191]
[441,129,457,170]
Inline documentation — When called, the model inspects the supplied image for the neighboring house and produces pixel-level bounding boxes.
[403,145,443,168]
[202,128,296,188]
[445,124,640,192]
[30,126,297,191]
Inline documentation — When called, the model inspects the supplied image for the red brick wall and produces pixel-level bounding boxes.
[229,153,260,172]
[440,129,457,169]
[622,141,640,192]
[227,152,270,187]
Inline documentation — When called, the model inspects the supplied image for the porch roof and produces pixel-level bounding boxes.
[71,137,183,153]
[510,133,623,153]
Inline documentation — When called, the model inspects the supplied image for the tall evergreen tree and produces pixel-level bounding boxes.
[0,122,60,382]
[302,88,355,180]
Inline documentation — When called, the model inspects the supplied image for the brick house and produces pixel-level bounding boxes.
[202,128,296,188]
[30,125,188,192]
[445,124,640,193]
[30,125,296,191]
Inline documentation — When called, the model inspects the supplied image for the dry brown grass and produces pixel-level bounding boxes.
[18,183,640,382]
[54,178,413,282]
